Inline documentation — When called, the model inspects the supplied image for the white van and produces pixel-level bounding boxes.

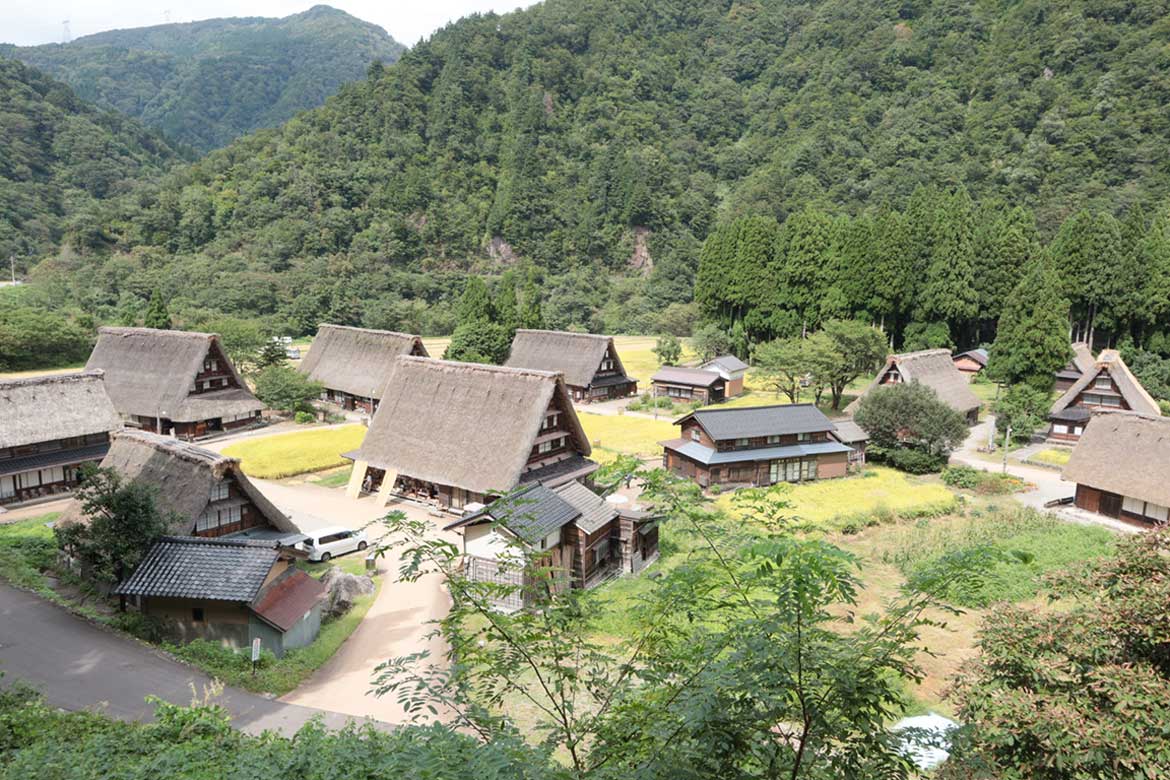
[301,526,368,562]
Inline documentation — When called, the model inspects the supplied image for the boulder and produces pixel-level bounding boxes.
[320,567,376,617]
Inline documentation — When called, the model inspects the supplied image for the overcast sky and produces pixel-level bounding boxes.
[0,1,536,47]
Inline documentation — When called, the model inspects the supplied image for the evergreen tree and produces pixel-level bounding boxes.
[1140,211,1170,341]
[869,208,913,337]
[496,275,520,333]
[1049,210,1123,343]
[778,206,833,333]
[972,205,1035,342]
[919,188,979,341]
[142,288,172,330]
[986,260,1071,390]
[519,271,545,329]
[457,276,495,324]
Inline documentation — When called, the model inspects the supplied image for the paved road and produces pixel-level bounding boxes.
[0,582,393,735]
[952,416,1138,534]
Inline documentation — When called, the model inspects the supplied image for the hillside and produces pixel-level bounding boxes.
[0,57,178,267]
[26,0,1170,336]
[2,6,404,153]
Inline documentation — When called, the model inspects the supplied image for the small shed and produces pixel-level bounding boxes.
[115,536,324,657]
[951,348,988,380]
[650,366,726,404]
[829,418,869,471]
[699,355,748,397]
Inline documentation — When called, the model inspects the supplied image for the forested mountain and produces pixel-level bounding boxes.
[0,57,178,268]
[24,0,1170,343]
[2,6,404,153]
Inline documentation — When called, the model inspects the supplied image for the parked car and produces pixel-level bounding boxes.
[301,526,368,562]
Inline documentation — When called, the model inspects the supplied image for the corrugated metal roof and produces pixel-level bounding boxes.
[114,536,278,601]
[830,419,869,443]
[663,439,852,466]
[252,571,325,632]
[678,404,836,440]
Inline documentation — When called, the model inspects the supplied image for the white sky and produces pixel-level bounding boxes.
[0,1,537,47]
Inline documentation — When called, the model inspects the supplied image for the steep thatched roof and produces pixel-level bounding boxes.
[58,430,296,535]
[0,371,121,449]
[1050,349,1161,417]
[504,329,627,388]
[846,349,981,415]
[353,357,591,495]
[85,327,262,422]
[298,324,427,399]
[1063,413,1170,507]
[1056,342,1097,382]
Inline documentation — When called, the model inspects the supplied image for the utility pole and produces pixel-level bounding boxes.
[8,255,15,284]
[62,20,71,43]
[1001,424,1012,474]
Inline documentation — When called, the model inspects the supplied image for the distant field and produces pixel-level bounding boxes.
[222,425,366,479]
[1029,447,1072,467]
[0,364,85,380]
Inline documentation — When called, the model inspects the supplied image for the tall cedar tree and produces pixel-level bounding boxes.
[919,188,979,340]
[987,261,1071,389]
[779,206,834,333]
[142,288,172,329]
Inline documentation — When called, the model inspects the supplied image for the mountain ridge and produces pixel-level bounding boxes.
[2,5,405,152]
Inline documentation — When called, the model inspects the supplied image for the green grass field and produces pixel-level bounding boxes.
[222,425,366,479]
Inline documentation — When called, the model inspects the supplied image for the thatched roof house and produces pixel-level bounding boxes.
[347,356,597,510]
[1054,342,1096,392]
[297,324,428,413]
[59,430,299,539]
[504,329,637,402]
[0,371,122,505]
[1048,349,1160,442]
[86,327,263,439]
[1063,412,1170,524]
[846,349,981,423]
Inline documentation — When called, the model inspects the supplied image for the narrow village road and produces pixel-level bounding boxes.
[0,582,393,735]
[951,416,1139,534]
[248,479,457,726]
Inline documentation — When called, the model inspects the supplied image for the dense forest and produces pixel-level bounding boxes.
[8,0,1170,354]
[1,6,404,153]
[0,58,178,265]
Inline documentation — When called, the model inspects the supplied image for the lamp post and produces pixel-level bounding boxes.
[157,410,168,436]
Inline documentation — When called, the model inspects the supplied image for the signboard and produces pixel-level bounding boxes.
[251,637,261,663]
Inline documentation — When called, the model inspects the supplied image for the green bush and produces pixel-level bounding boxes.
[885,447,946,474]
[294,410,315,424]
[941,465,981,489]
[110,611,167,644]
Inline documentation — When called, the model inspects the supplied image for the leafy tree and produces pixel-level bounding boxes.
[691,323,731,363]
[204,317,267,375]
[54,467,177,587]
[993,384,1050,441]
[902,321,954,352]
[854,382,969,461]
[946,532,1170,778]
[986,261,1070,390]
[0,298,92,371]
[252,365,322,413]
[373,464,971,779]
[821,319,888,409]
[754,337,813,403]
[141,288,172,329]
[652,333,682,366]
[443,321,511,364]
